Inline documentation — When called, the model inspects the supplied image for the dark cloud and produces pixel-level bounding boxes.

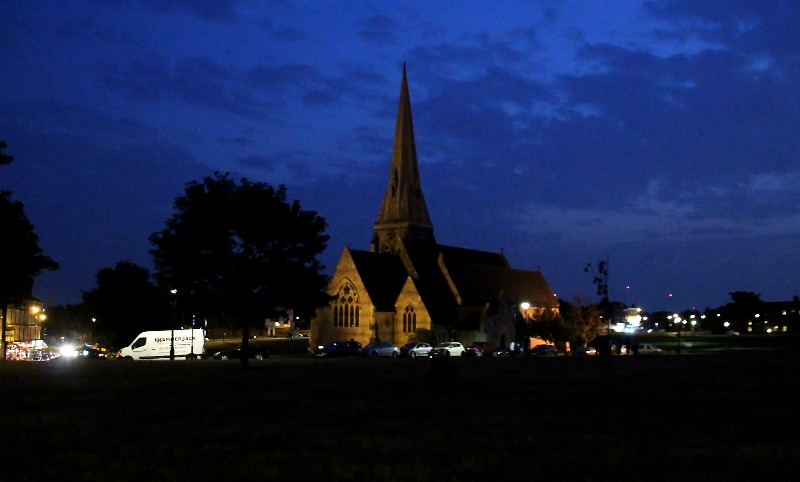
[647,0,800,59]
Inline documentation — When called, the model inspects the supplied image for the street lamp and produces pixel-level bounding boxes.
[170,289,177,360]
[519,302,531,354]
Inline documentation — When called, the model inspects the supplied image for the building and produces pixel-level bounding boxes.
[2,299,46,359]
[310,66,558,349]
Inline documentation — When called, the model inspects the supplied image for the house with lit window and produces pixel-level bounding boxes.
[310,66,558,349]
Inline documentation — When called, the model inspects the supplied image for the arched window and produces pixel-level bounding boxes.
[403,305,416,333]
[333,280,359,328]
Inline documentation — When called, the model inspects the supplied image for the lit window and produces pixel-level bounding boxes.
[333,280,359,328]
[403,305,416,333]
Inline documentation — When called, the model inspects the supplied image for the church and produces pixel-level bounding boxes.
[310,66,558,349]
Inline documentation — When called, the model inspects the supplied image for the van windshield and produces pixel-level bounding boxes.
[132,337,146,349]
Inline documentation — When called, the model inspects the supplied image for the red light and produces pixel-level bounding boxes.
[668,293,673,297]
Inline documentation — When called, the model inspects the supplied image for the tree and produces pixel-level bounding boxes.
[0,141,13,165]
[527,309,573,345]
[79,261,171,349]
[149,172,331,366]
[560,297,605,347]
[729,291,762,305]
[1,141,59,359]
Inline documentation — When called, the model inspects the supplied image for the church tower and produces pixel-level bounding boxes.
[371,65,436,254]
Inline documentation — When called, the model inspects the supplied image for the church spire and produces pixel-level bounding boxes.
[372,64,435,254]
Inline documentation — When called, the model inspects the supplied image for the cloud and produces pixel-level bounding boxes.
[515,174,800,247]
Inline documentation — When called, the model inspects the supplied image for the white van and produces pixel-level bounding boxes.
[117,329,205,360]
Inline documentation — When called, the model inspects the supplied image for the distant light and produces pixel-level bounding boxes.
[724,322,730,328]
[668,293,673,297]
[626,285,631,289]
[520,302,530,310]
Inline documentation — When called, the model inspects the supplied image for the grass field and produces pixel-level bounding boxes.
[2,352,799,480]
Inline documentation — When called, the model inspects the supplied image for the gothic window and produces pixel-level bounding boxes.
[403,304,416,333]
[333,280,359,328]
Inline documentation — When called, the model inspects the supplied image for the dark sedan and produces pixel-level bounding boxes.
[213,344,269,360]
[314,340,362,357]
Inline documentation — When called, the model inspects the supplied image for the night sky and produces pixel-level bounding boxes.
[2,1,799,313]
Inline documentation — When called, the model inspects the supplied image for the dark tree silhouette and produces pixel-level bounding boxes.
[149,172,331,367]
[0,141,59,359]
[80,261,171,349]
[0,141,13,165]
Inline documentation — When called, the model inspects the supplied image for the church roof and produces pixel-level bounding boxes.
[438,245,509,268]
[443,258,558,309]
[348,249,409,312]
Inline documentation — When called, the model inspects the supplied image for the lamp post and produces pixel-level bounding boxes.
[519,302,530,355]
[170,289,177,360]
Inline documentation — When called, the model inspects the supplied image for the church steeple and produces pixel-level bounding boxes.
[372,64,436,254]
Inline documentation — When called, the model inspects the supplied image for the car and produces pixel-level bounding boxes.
[493,345,512,356]
[362,342,400,358]
[531,344,557,356]
[636,343,663,355]
[313,340,362,358]
[430,342,466,357]
[465,341,497,357]
[213,344,269,360]
[77,346,107,359]
[287,332,306,339]
[572,346,597,356]
[399,342,433,358]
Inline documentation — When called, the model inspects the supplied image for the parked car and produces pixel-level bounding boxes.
[213,344,269,360]
[465,341,497,357]
[531,344,557,356]
[430,342,466,357]
[399,342,433,358]
[363,342,400,358]
[636,343,663,355]
[77,346,107,359]
[572,346,597,356]
[313,340,362,358]
[493,345,512,356]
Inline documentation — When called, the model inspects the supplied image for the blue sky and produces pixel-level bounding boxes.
[2,0,799,312]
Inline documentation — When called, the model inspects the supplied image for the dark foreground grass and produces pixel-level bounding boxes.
[2,353,799,481]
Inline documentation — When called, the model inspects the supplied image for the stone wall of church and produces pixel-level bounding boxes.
[390,279,432,346]
[310,254,376,349]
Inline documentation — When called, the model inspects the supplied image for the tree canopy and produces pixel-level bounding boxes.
[149,172,331,362]
[80,261,171,349]
[0,142,58,306]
